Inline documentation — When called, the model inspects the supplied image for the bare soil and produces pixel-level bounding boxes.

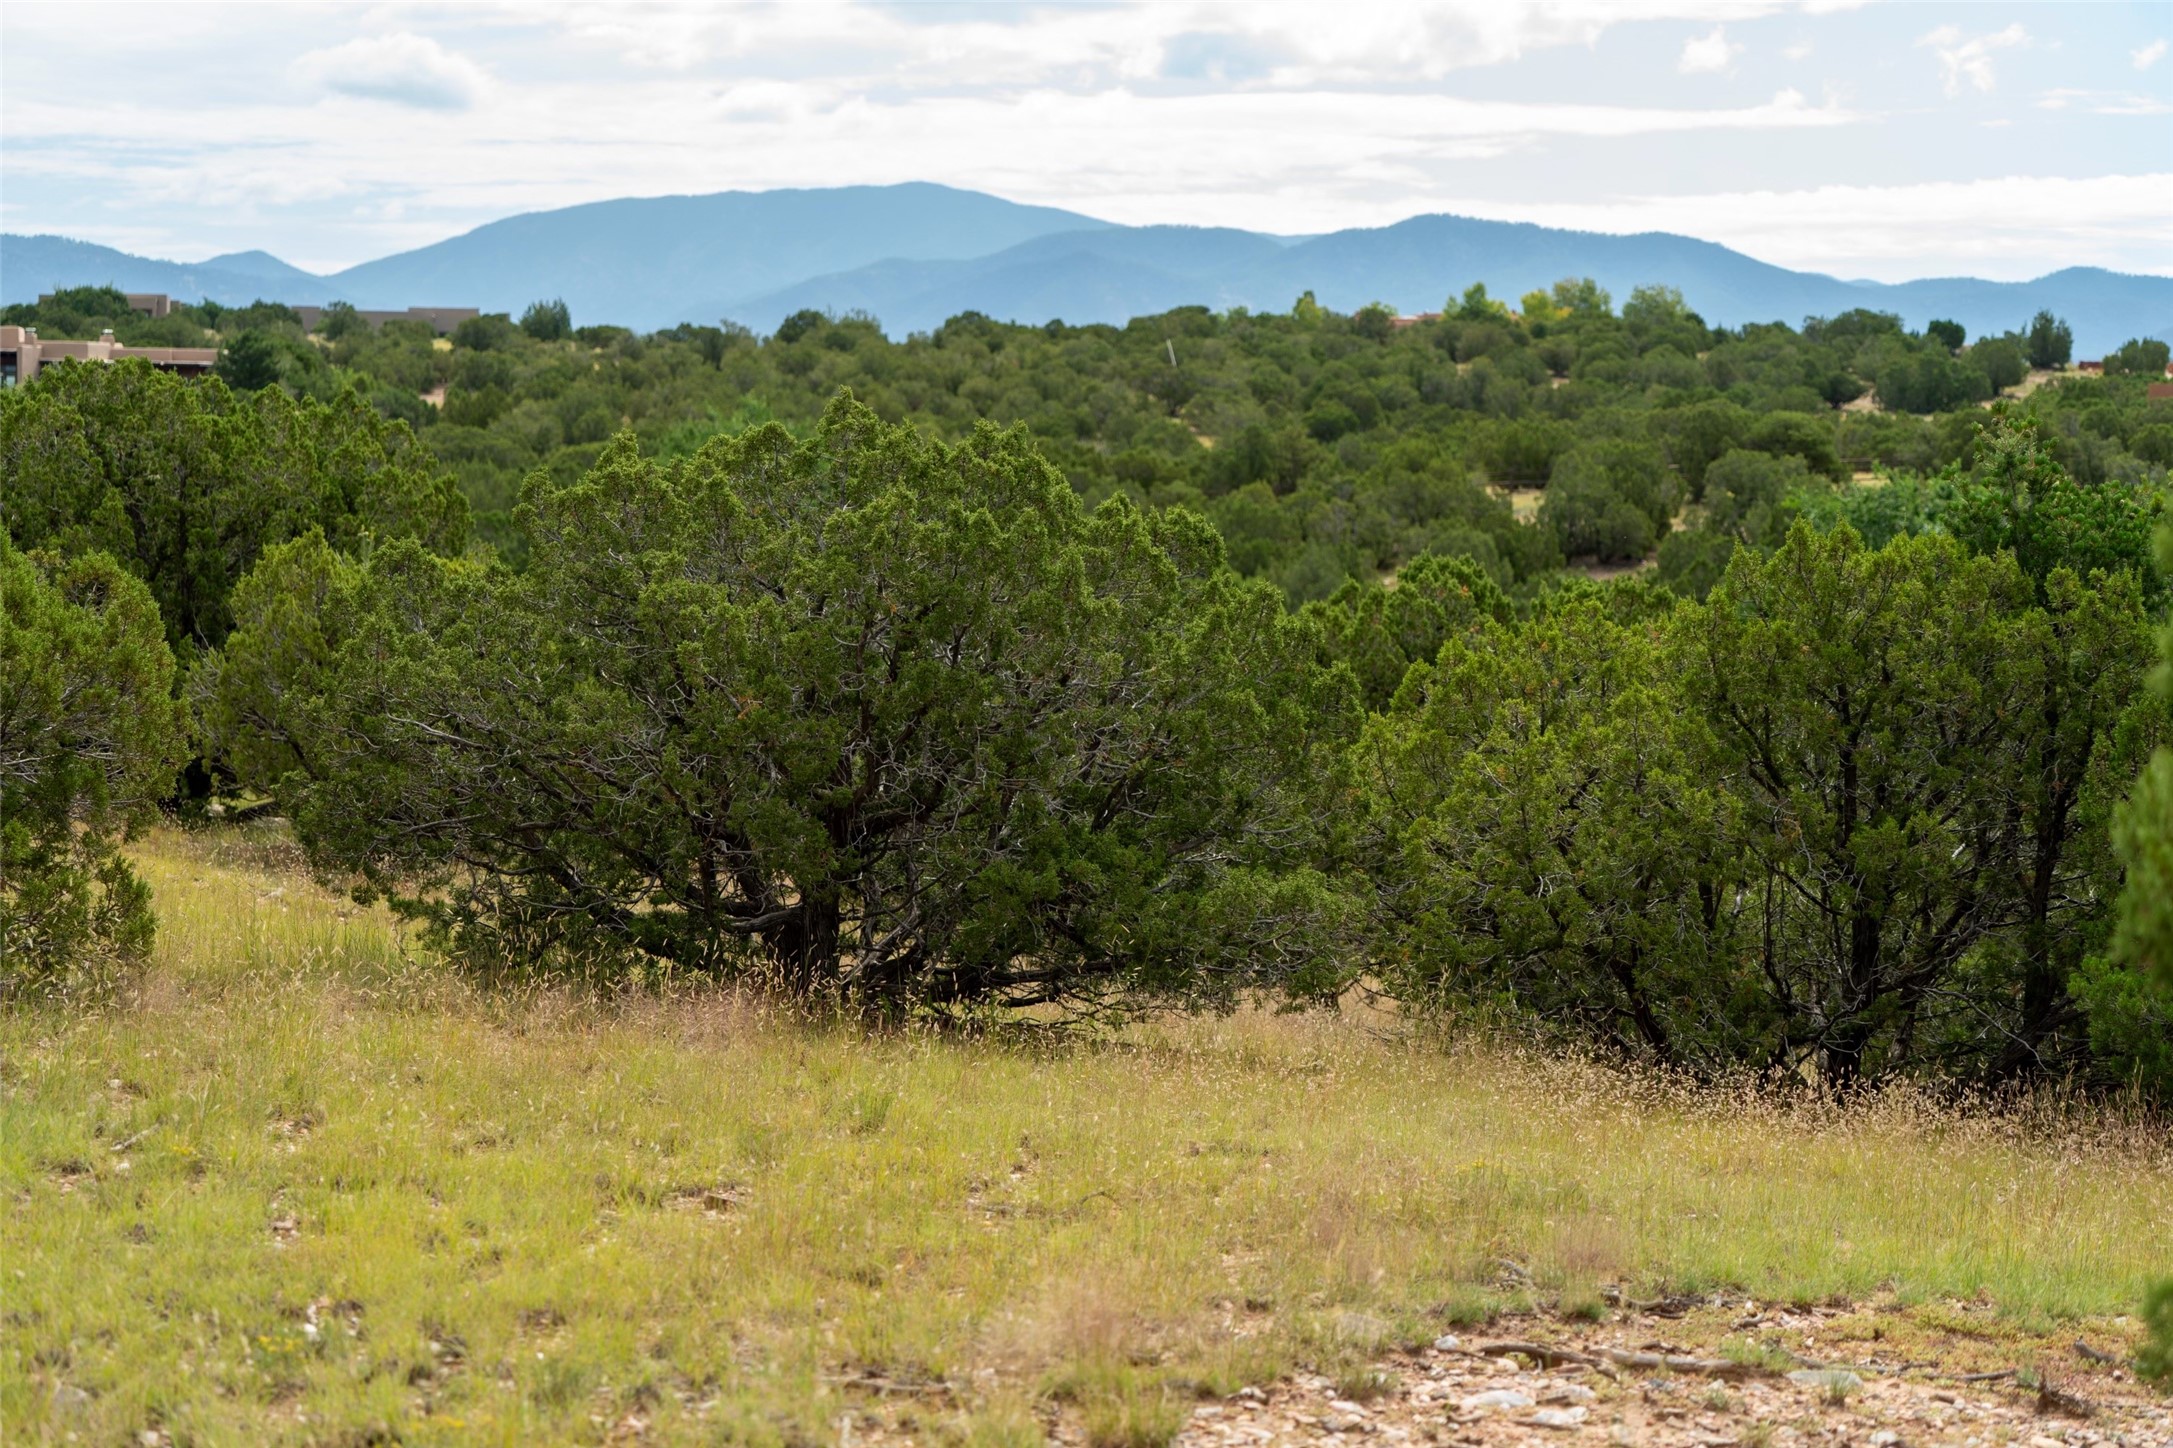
[1167,1300,2167,1448]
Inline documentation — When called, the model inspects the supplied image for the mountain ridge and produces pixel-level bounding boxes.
[5,184,2167,355]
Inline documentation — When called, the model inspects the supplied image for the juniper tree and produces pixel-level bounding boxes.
[0,535,187,996]
[209,394,1360,1014]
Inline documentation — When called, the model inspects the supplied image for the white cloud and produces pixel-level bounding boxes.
[0,81,1862,255]
[2134,38,2168,71]
[1446,173,2173,281]
[292,32,490,111]
[2,0,2158,285]
[1678,27,1741,74]
[1917,23,2029,98]
[2036,87,2173,116]
[557,1,1858,86]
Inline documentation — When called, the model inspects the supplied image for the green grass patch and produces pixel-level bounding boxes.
[4,827,2167,1443]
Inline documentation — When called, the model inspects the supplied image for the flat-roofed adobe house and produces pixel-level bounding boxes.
[0,325,218,386]
[35,291,181,318]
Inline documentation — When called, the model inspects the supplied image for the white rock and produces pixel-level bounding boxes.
[1460,1388,1535,1412]
[1532,1406,1589,1429]
[1544,1384,1598,1405]
[1432,1333,1463,1352]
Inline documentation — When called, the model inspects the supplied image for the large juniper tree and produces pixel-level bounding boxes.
[207,395,1359,1014]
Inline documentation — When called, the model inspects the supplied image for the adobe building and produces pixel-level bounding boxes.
[35,291,180,318]
[0,325,218,386]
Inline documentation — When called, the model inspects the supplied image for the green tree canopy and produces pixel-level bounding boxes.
[1,535,188,997]
[2025,310,2074,370]
[519,298,573,342]
[209,395,1360,1015]
[0,361,469,655]
[1924,319,1965,352]
[216,331,284,392]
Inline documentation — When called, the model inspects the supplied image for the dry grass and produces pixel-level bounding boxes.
[3,826,2167,1444]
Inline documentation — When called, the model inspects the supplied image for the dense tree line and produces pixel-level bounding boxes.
[2,288,2169,1100]
[0,358,467,657]
[9,283,2169,605]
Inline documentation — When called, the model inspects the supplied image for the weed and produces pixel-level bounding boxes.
[1072,1364,1187,1448]
[1719,1337,1796,1373]
[1559,1291,1608,1322]
[1333,1366,1395,1401]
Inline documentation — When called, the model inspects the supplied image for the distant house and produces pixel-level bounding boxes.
[0,325,217,386]
[2077,360,2104,374]
[2147,382,2173,402]
[1389,312,1443,329]
[293,305,479,335]
[36,291,179,318]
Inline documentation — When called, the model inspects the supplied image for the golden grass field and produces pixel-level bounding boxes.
[4,825,2168,1445]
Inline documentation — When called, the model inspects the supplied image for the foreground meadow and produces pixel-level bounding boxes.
[4,826,2168,1446]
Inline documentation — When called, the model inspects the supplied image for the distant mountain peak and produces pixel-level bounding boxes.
[5,185,2166,353]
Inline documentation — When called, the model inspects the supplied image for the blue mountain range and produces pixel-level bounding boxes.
[6,182,2167,356]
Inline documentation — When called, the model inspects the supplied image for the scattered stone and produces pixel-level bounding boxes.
[955,1309,2173,1445]
[1431,1334,1462,1352]
[49,1383,91,1411]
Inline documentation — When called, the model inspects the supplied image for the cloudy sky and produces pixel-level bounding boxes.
[3,0,2167,280]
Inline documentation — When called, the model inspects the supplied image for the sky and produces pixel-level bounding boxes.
[2,0,2168,281]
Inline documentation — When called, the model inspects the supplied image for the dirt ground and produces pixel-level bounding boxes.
[1156,1299,2169,1448]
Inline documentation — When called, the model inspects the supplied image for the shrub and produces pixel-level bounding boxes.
[1,537,187,998]
[1701,448,1811,546]
[1305,553,1512,711]
[2103,336,2171,378]
[1364,520,2165,1086]
[1548,438,1678,535]
[1539,470,1653,562]
[1971,335,2028,392]
[519,298,573,342]
[1654,528,1736,601]
[2141,1280,2173,1387]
